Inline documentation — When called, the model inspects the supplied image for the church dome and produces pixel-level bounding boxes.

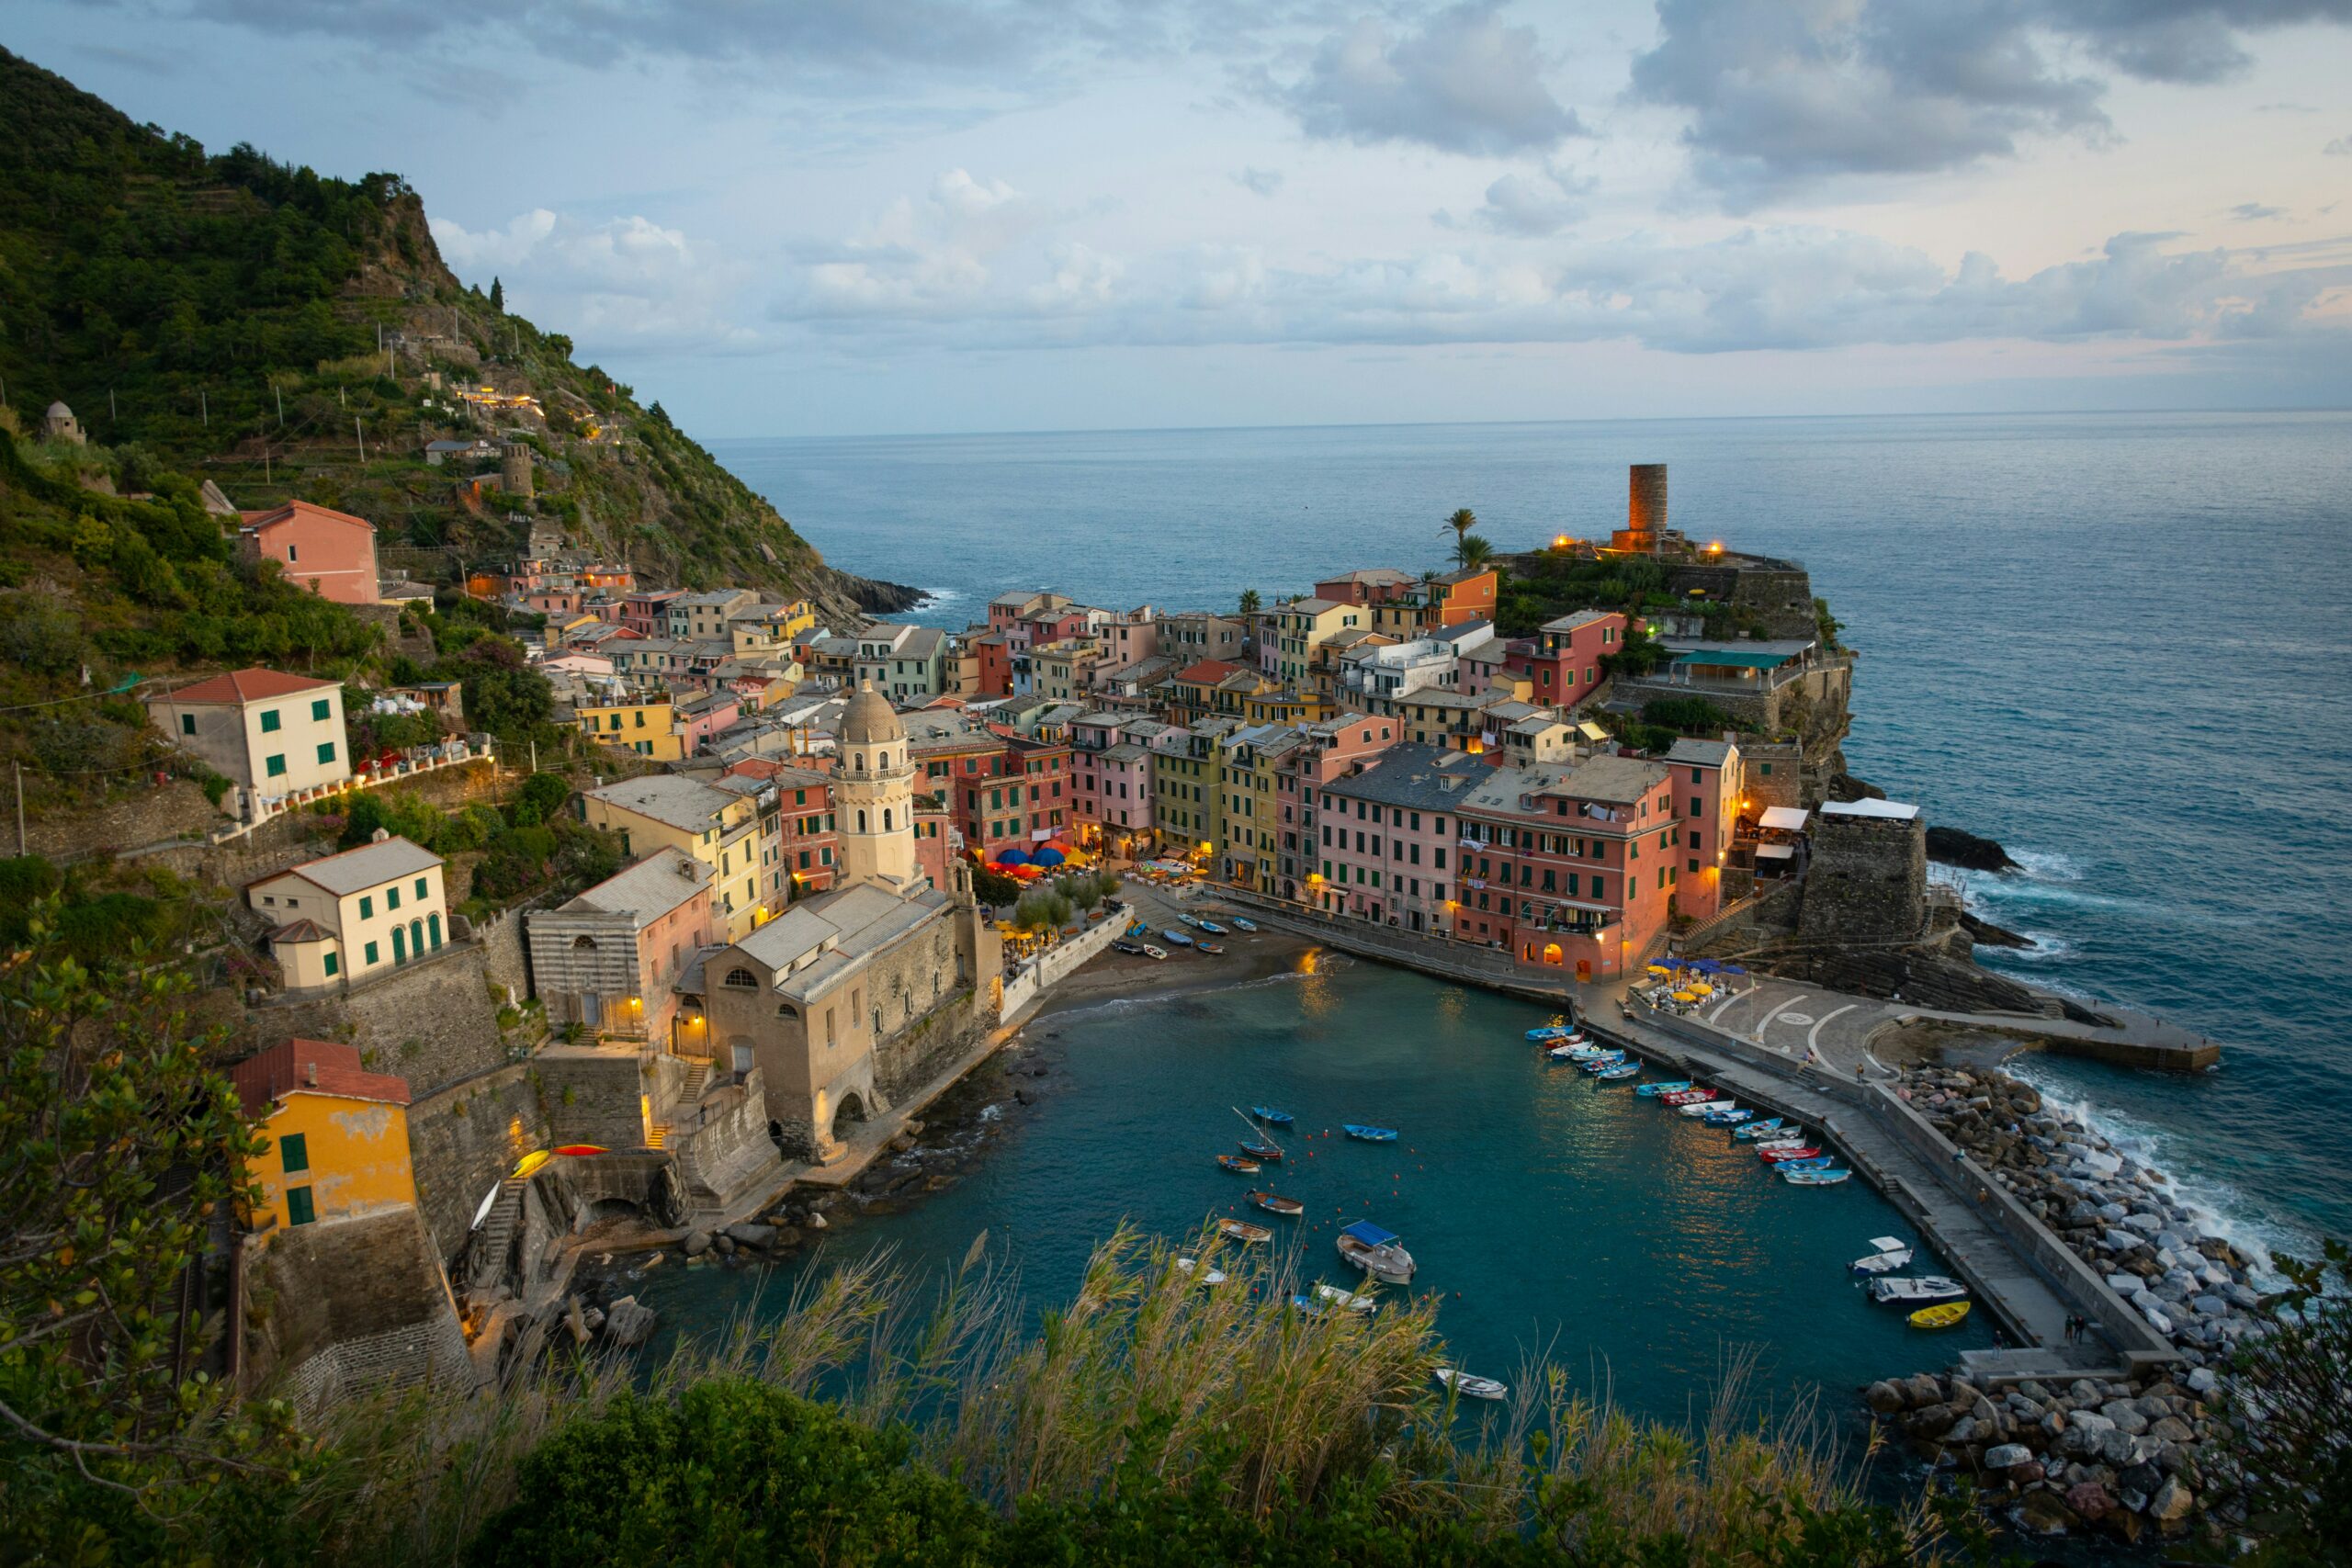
[841,681,903,746]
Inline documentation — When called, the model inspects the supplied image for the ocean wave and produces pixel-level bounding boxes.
[1980,931,2071,963]
[2007,848,2085,882]
[2004,1062,2304,1286]
[917,587,961,607]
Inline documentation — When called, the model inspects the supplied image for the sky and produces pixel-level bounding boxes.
[16,1,2352,436]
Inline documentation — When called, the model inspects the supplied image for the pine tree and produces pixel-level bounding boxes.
[490,276,505,310]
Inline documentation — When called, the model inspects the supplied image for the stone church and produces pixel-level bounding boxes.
[701,683,1001,1161]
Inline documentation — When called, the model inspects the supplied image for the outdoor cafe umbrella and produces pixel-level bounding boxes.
[997,847,1030,865]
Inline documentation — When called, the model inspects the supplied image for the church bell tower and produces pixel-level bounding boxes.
[836,682,918,892]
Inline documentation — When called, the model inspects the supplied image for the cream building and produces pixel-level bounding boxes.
[700,683,999,1162]
[148,668,351,808]
[247,834,448,991]
[582,774,770,941]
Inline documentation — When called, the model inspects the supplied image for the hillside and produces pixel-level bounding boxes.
[0,46,913,620]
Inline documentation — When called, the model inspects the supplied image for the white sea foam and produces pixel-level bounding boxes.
[978,1102,1004,1122]
[2005,1061,2304,1287]
[2007,847,2086,882]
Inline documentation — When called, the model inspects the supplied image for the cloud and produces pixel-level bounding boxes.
[1458,167,1591,237]
[1280,3,1585,156]
[2229,203,2289,220]
[2328,134,2352,155]
[771,184,2346,361]
[1233,166,1285,197]
[1631,0,2352,208]
[430,208,758,353]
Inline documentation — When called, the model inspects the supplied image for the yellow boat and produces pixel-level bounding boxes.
[1909,1301,1972,1330]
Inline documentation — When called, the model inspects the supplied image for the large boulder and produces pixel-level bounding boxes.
[1983,1443,2035,1472]
[603,1294,657,1347]
[2065,1483,2115,1522]
[724,1222,778,1249]
[2018,1489,2079,1536]
[683,1230,713,1258]
[2149,1477,2195,1525]
[1865,1381,1906,1415]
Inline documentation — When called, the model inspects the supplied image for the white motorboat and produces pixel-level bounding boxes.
[1434,1368,1508,1401]
[1679,1100,1736,1117]
[1336,1220,1416,1284]
[1851,1236,1915,1275]
[1869,1275,1968,1306]
[1174,1257,1227,1285]
[1313,1282,1378,1314]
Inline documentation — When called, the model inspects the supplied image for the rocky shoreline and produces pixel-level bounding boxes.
[1869,1062,2271,1543]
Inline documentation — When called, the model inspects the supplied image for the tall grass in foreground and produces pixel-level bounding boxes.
[277,1224,1946,1566]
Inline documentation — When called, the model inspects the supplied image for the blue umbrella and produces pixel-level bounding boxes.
[997,847,1029,866]
[1031,846,1066,866]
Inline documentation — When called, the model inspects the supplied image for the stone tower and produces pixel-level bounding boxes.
[835,682,918,892]
[500,441,534,500]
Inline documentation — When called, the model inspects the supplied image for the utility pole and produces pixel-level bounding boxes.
[356,419,366,463]
[200,389,209,428]
[275,383,284,426]
[14,763,24,858]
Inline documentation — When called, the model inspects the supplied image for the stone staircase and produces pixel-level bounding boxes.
[468,1177,528,1290]
[677,1059,710,1105]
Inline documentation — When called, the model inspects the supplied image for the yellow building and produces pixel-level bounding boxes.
[247,836,449,990]
[1151,724,1227,859]
[1268,597,1368,689]
[583,774,770,939]
[232,1038,418,1235]
[731,600,817,655]
[1216,728,1296,892]
[1244,688,1329,726]
[576,694,683,761]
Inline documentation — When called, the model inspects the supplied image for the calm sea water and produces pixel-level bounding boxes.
[716,412,2352,1258]
[639,960,1994,1422]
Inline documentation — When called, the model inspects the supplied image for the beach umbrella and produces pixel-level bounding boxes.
[1646,964,1673,976]
[1032,846,1066,866]
[1691,983,1713,997]
[1671,989,1696,1003]
[1011,864,1041,879]
[997,847,1030,865]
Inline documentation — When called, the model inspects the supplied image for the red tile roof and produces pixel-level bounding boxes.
[231,1037,412,1119]
[1175,659,1243,684]
[160,668,341,705]
[240,499,376,535]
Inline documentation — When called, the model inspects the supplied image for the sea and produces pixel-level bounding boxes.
[694,412,2352,1376]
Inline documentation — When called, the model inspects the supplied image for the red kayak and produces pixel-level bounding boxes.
[1758,1145,1823,1163]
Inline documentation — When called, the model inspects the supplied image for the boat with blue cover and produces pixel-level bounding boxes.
[1701,1107,1755,1125]
[1597,1063,1642,1080]
[1231,917,1258,931]
[1634,1080,1692,1097]
[1250,1106,1295,1126]
[1336,1220,1416,1283]
[1343,1123,1398,1142]
[1781,1168,1852,1186]
[1198,920,1227,934]
[1732,1118,1787,1141]
[1161,929,1194,947]
[1772,1156,1836,1171]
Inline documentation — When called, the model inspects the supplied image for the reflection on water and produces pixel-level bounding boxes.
[640,961,1994,1424]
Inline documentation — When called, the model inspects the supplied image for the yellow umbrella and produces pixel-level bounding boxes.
[1691,982,1713,997]
[1671,989,1696,1003]
[1646,964,1674,976]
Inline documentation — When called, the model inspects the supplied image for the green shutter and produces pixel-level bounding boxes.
[260,709,281,733]
[286,1186,315,1226]
[280,1132,310,1173]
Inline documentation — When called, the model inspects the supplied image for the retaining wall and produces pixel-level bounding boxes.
[404,1063,551,1263]
[999,916,1127,1020]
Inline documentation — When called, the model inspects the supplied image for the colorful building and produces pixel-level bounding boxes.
[237,501,381,605]
[1454,753,1677,980]
[583,775,771,940]
[232,1038,417,1235]
[1264,597,1368,687]
[575,694,684,761]
[525,848,717,1044]
[246,836,448,989]
[1311,743,1485,934]
[1505,610,1627,711]
[1663,737,1744,921]
[148,668,351,802]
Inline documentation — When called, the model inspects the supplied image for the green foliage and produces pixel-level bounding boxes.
[2221,1237,2352,1559]
[509,771,572,829]
[1639,696,1747,737]
[1013,889,1075,931]
[971,863,1022,908]
[1494,556,1673,638]
[0,924,303,1560]
[1453,533,1495,570]
[1600,621,1671,679]
[469,1382,995,1568]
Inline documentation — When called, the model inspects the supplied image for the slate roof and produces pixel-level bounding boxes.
[232,1037,412,1117]
[564,848,711,923]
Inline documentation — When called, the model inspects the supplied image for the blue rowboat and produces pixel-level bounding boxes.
[1774,1156,1836,1172]
[1525,1024,1576,1043]
[1781,1168,1851,1186]
[1343,1123,1399,1143]
[1161,930,1194,947]
[1578,1054,1627,1074]
[1231,918,1258,931]
[1250,1106,1295,1126]
[1597,1063,1642,1081]
[1634,1080,1692,1098]
[1732,1118,1786,1141]
[1702,1107,1755,1125]
[1198,920,1227,934]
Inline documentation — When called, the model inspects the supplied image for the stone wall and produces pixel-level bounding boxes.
[239,1206,473,1417]
[261,940,514,1100]
[1798,812,1927,946]
[535,1049,653,1150]
[1682,877,1803,956]
[404,1063,551,1262]
[1739,740,1808,812]
[26,775,226,863]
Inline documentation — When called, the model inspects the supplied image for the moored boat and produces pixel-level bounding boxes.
[1314,1282,1379,1314]
[1249,1190,1305,1216]
[1597,1063,1642,1080]
[1140,944,1168,960]
[1250,1105,1295,1125]
[1343,1123,1399,1142]
[1701,1107,1755,1124]
[1179,914,1203,928]
[1198,942,1227,954]
[1198,920,1227,934]
[1871,1275,1967,1306]
[1732,1118,1787,1141]
[1780,1167,1851,1185]
[1217,1218,1274,1244]
[1162,930,1194,947]
[1660,1089,1716,1106]
[1238,1139,1283,1162]
[1336,1220,1416,1283]
[1909,1301,1973,1330]
[1850,1237,1914,1275]
[1679,1099,1734,1116]
[1634,1080,1693,1097]
[1758,1145,1823,1163]
[1748,1130,1806,1148]
[1216,1154,1261,1174]
[1578,1054,1628,1075]
[1433,1368,1508,1401]
[1174,1257,1227,1285]
[1772,1156,1836,1171]
[1231,917,1258,931]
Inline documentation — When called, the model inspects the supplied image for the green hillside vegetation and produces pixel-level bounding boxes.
[0,46,898,605]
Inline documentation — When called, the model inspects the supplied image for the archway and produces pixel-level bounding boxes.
[831,1091,869,1145]
[1543,942,1564,966]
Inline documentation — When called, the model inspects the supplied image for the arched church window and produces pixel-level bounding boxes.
[883,808,893,832]
[857,809,869,833]
[723,967,759,988]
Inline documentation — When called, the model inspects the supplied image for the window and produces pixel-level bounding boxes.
[279,1132,311,1172]
[415,877,428,900]
[387,886,401,911]
[323,950,339,977]
[317,741,337,764]
[179,714,196,736]
[1759,762,1773,776]
[286,1186,315,1226]
[266,753,288,778]
[311,698,332,722]
[724,967,759,988]
[364,941,379,965]
[260,709,281,733]
[358,896,374,919]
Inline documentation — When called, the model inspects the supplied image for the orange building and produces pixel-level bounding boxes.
[238,501,380,605]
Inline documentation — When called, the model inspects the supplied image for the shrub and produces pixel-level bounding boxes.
[1640,696,1744,737]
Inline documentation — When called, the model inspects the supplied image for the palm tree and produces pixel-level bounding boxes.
[1443,507,1477,558]
[1454,533,1495,570]
[1238,588,1261,615]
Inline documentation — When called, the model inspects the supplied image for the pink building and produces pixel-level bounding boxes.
[1314,568,1418,608]
[526,847,717,1042]
[1268,713,1397,899]
[238,502,380,605]
[1454,753,1675,982]
[1504,610,1626,712]
[674,690,741,756]
[1069,714,1156,854]
[622,590,683,638]
[1662,737,1744,921]
[1310,742,1485,935]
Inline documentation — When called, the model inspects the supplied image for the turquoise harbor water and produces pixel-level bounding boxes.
[719,412,2352,1258]
[639,958,1993,1422]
